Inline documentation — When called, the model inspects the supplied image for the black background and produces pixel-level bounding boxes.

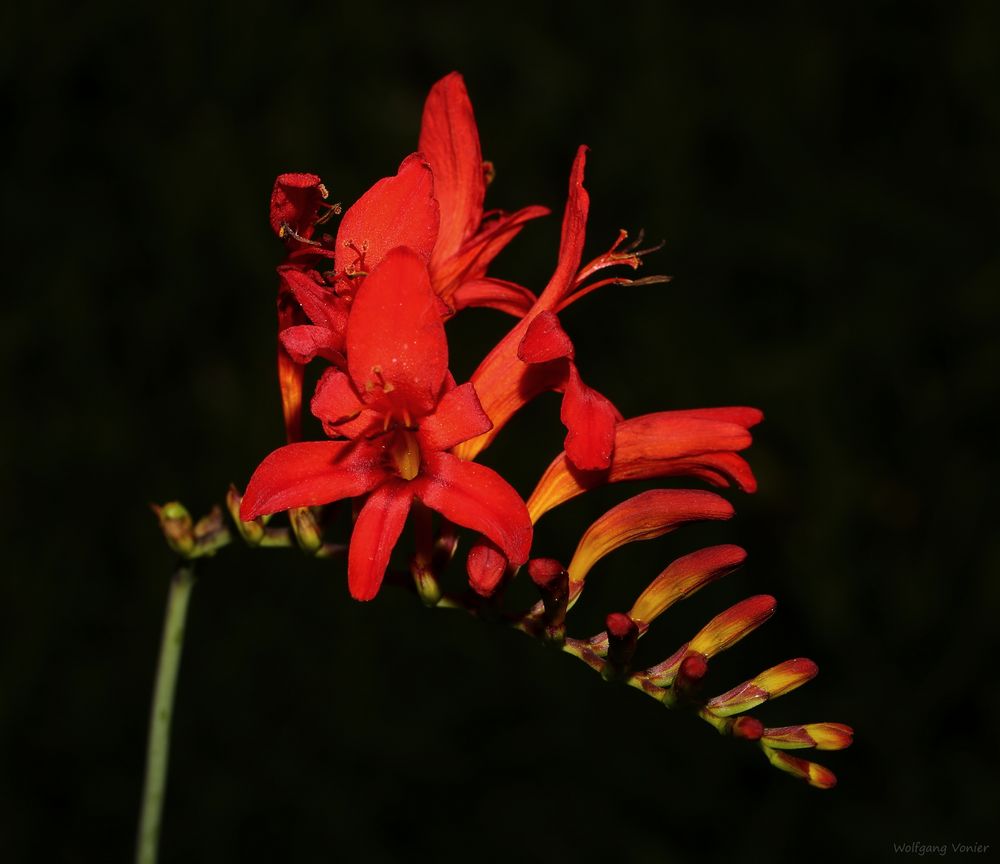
[2,2,998,862]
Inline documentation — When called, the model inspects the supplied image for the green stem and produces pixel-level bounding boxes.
[136,563,196,864]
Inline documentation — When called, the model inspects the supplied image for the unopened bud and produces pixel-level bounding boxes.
[672,652,709,703]
[153,502,195,557]
[731,716,764,741]
[603,612,639,680]
[289,506,323,553]
[528,558,569,643]
[227,485,264,545]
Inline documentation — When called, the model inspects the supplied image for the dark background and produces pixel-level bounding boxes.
[2,2,998,861]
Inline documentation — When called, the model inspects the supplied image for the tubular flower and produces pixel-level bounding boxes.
[456,147,663,472]
[419,72,550,316]
[527,406,763,523]
[241,246,532,601]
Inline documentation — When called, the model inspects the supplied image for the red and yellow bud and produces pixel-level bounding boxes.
[762,748,838,790]
[687,595,776,658]
[629,544,747,626]
[565,490,734,608]
[706,657,818,717]
[762,723,854,751]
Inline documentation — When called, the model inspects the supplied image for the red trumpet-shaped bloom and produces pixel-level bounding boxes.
[419,72,549,317]
[455,147,638,471]
[241,246,533,600]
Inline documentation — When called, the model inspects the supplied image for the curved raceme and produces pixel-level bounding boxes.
[238,71,851,788]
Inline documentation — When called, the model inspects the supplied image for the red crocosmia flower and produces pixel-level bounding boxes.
[241,246,533,601]
[419,72,549,316]
[272,154,440,441]
[526,407,764,523]
[453,146,629,471]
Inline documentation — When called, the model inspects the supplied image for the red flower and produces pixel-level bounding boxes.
[455,146,635,471]
[271,155,440,441]
[419,72,549,317]
[241,246,533,600]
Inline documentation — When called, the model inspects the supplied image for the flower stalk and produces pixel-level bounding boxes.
[135,563,195,864]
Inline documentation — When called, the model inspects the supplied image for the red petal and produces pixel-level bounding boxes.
[560,363,619,470]
[270,172,326,239]
[279,325,345,365]
[465,537,508,597]
[527,411,759,521]
[334,153,439,278]
[537,146,590,308]
[309,369,371,438]
[277,266,349,338]
[348,481,413,601]
[240,440,385,519]
[346,247,449,417]
[416,382,492,452]
[518,310,575,363]
[419,72,485,269]
[413,452,532,565]
[449,277,537,317]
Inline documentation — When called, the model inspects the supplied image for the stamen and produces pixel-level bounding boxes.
[555,228,670,312]
[278,223,321,246]
[342,239,369,276]
[315,200,343,226]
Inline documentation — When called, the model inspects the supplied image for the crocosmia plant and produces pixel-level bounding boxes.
[139,72,852,864]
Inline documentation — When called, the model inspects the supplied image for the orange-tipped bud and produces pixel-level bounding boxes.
[566,490,734,608]
[706,657,818,717]
[763,748,838,789]
[687,595,776,658]
[762,723,854,751]
[629,544,747,625]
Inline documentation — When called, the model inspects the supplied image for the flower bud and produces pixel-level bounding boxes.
[603,612,639,679]
[152,502,195,557]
